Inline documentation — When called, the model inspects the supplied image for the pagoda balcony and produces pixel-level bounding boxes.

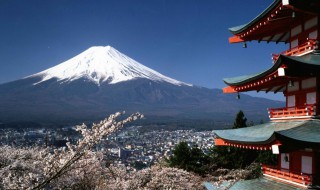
[268,104,317,120]
[261,164,312,188]
[272,39,317,62]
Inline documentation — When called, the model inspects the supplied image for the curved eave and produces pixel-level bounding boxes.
[229,0,281,35]
[223,51,320,87]
[223,58,282,86]
[276,120,320,144]
[214,120,317,145]
[275,120,320,149]
[214,125,276,145]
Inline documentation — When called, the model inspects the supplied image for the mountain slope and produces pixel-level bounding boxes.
[0,46,284,125]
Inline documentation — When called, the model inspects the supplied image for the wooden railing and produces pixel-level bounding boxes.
[272,39,316,62]
[261,164,312,187]
[268,104,316,120]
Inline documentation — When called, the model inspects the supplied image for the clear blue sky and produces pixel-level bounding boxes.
[0,0,286,100]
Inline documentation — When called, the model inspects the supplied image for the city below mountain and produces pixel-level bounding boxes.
[0,46,283,127]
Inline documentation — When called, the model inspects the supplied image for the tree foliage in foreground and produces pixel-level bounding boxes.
[0,112,206,190]
[167,141,210,176]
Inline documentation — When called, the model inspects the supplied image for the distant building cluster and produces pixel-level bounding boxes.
[103,126,214,171]
[0,125,214,171]
[0,126,77,147]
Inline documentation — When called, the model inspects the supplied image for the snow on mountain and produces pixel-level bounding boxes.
[29,46,191,86]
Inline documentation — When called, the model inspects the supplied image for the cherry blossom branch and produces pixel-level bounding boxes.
[32,112,143,190]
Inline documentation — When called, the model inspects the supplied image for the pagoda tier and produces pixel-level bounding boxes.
[229,0,320,44]
[223,50,320,120]
[223,50,320,94]
[214,120,320,188]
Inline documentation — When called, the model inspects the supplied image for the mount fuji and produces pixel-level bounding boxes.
[30,46,190,87]
[0,46,283,125]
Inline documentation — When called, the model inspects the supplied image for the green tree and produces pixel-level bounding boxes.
[256,151,277,165]
[133,161,147,170]
[168,142,210,176]
[168,142,191,169]
[209,146,258,169]
[233,110,247,129]
[187,145,210,175]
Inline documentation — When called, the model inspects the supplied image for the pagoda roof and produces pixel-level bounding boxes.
[228,0,319,43]
[214,120,320,145]
[276,120,320,143]
[223,50,320,92]
[229,0,280,35]
[224,70,273,87]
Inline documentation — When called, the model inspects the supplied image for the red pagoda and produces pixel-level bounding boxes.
[214,0,320,188]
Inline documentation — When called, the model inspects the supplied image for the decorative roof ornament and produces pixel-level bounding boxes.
[314,40,319,50]
[313,40,320,55]
[243,42,247,48]
[236,92,240,99]
[288,80,294,87]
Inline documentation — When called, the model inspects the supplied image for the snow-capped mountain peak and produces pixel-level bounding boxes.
[29,46,191,86]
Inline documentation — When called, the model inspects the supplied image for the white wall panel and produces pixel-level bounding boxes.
[301,156,312,174]
[309,30,318,39]
[287,95,295,107]
[281,153,290,169]
[307,92,316,104]
[291,39,298,48]
[291,25,302,37]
